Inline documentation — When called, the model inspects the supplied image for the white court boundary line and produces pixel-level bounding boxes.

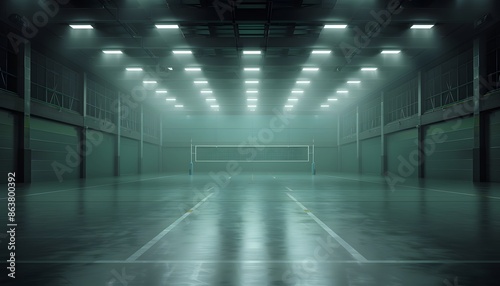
[11,260,500,264]
[0,174,180,200]
[285,191,368,262]
[326,175,500,200]
[126,189,214,262]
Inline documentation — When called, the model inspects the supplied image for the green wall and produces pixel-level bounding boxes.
[386,128,419,179]
[361,136,381,175]
[423,117,474,180]
[0,109,15,183]
[86,131,115,178]
[162,114,337,174]
[488,109,500,182]
[340,142,357,172]
[143,142,160,173]
[120,136,139,175]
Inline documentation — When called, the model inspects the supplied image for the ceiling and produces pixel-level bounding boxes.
[1,0,498,115]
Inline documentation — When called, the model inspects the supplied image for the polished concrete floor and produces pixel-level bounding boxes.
[1,172,500,285]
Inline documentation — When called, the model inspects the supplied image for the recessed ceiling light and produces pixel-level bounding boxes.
[347,80,361,84]
[205,98,216,101]
[155,90,168,93]
[167,67,173,70]
[210,105,219,108]
[321,104,330,108]
[296,80,310,84]
[337,90,348,93]
[201,90,213,94]
[174,104,183,108]
[103,50,122,54]
[165,98,176,101]
[288,98,299,101]
[247,98,258,101]
[245,80,259,84]
[243,51,261,55]
[302,67,319,71]
[324,24,347,29]
[328,98,339,101]
[244,68,260,71]
[411,24,434,29]
[291,90,304,94]
[312,50,332,54]
[246,90,258,93]
[381,50,401,54]
[70,24,94,29]
[285,105,294,108]
[126,67,143,71]
[143,80,157,84]
[173,50,192,54]
[194,80,208,84]
[248,105,257,108]
[361,67,377,71]
[155,24,179,29]
[185,68,201,71]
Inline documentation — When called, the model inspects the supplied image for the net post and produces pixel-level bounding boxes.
[189,139,193,175]
[311,139,316,175]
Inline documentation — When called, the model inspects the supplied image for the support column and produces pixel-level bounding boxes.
[417,71,424,179]
[337,114,341,172]
[17,43,31,183]
[473,36,487,182]
[80,72,87,179]
[380,92,386,175]
[115,94,121,177]
[139,104,144,174]
[159,113,163,173]
[356,105,361,174]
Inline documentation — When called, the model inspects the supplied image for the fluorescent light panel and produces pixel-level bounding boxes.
[288,98,298,101]
[126,67,143,71]
[172,50,192,54]
[324,24,347,29]
[174,104,183,107]
[244,68,260,71]
[291,90,304,94]
[194,81,208,84]
[248,105,257,108]
[155,90,168,93]
[201,90,213,94]
[411,24,434,29]
[103,50,122,54]
[155,24,179,29]
[381,50,401,54]
[337,90,348,93]
[247,98,258,101]
[185,68,201,71]
[210,105,219,108]
[143,80,157,84]
[245,80,259,84]
[165,98,176,101]
[243,51,261,54]
[205,98,216,101]
[361,67,377,71]
[70,24,93,29]
[285,105,294,108]
[296,81,310,84]
[302,67,319,71]
[321,104,330,108]
[246,90,258,93]
[347,80,361,84]
[312,50,331,54]
[328,98,339,101]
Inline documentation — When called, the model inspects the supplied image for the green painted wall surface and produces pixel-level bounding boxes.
[386,128,418,179]
[0,109,15,183]
[31,117,79,182]
[143,142,160,173]
[488,109,500,182]
[162,114,336,173]
[86,131,115,178]
[424,117,473,180]
[361,137,381,175]
[340,142,357,172]
[120,137,139,175]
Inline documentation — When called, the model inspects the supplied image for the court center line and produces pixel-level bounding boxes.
[325,175,500,200]
[285,191,368,262]
[126,190,214,262]
[0,174,180,200]
[14,259,500,264]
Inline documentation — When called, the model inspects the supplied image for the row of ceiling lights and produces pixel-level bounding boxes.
[69,24,434,30]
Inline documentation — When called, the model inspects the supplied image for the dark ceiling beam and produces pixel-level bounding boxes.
[46,7,487,23]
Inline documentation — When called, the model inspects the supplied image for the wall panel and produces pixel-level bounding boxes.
[86,131,115,178]
[0,109,16,183]
[120,137,139,175]
[386,129,419,179]
[361,137,381,175]
[488,109,500,182]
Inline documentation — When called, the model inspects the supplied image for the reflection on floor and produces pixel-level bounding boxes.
[0,172,499,285]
